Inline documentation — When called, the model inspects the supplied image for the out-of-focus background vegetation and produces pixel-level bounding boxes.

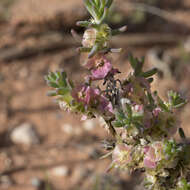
[0,0,190,189]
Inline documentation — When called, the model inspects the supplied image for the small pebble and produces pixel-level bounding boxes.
[31,177,42,187]
[10,123,40,146]
[61,124,73,134]
[83,119,95,131]
[61,124,81,135]
[50,166,69,177]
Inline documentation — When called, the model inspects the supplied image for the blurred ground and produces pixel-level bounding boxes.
[0,0,190,190]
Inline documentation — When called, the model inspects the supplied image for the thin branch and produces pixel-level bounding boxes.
[117,0,190,28]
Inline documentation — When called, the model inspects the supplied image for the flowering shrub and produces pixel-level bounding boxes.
[45,0,190,189]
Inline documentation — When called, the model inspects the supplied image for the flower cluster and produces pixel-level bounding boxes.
[45,0,190,189]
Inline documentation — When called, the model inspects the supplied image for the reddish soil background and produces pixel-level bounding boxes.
[0,0,190,190]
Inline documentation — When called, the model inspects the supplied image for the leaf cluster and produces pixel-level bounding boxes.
[129,54,157,82]
[84,0,113,24]
[44,71,73,100]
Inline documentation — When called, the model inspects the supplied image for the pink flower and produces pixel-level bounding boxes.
[143,146,157,168]
[152,107,162,117]
[144,157,157,169]
[99,95,113,114]
[72,85,113,116]
[112,144,133,166]
[91,59,112,80]
[81,115,88,121]
[132,104,144,116]
[83,54,105,69]
[72,85,100,105]
[143,142,163,169]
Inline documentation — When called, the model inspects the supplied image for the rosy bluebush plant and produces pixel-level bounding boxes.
[45,0,190,189]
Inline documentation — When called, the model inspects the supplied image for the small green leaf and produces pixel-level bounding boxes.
[157,96,170,112]
[134,61,143,76]
[76,21,91,27]
[88,44,99,58]
[116,110,126,121]
[126,103,132,118]
[78,47,91,52]
[47,81,59,88]
[112,120,124,128]
[84,0,96,18]
[95,0,100,7]
[111,26,127,36]
[99,151,113,159]
[147,92,155,106]
[168,90,187,109]
[99,0,106,18]
[57,88,71,95]
[98,7,109,24]
[105,0,113,8]
[90,0,97,6]
[49,71,57,80]
[47,90,57,97]
[91,3,100,19]
[141,68,157,78]
[128,54,138,70]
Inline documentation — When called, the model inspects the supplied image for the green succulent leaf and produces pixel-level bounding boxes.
[111,26,127,36]
[146,92,155,106]
[46,90,57,97]
[134,57,144,76]
[88,44,99,58]
[168,90,187,109]
[84,0,97,19]
[105,0,113,8]
[125,103,132,119]
[95,0,100,7]
[177,178,190,190]
[112,120,124,128]
[164,140,178,157]
[156,95,170,112]
[76,21,91,27]
[128,54,138,70]
[45,71,73,99]
[141,68,158,78]
[98,7,109,24]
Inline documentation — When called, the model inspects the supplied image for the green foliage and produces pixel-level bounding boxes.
[45,0,190,189]
[129,54,157,80]
[177,178,190,190]
[168,91,187,109]
[164,140,178,157]
[76,0,126,58]
[84,0,113,24]
[45,71,73,104]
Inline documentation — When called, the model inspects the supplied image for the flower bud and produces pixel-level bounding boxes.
[82,28,97,48]
[152,107,161,117]
[132,104,144,116]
